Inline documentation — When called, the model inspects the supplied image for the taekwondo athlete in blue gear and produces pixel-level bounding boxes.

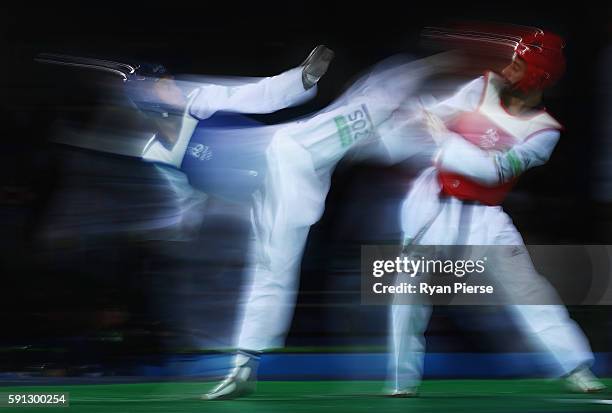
[124,47,337,399]
[127,50,448,401]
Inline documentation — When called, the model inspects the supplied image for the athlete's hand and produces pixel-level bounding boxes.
[153,77,187,109]
[421,109,449,145]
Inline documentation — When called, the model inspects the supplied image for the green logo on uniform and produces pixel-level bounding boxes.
[334,116,353,147]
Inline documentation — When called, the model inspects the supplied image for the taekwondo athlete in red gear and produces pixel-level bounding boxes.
[388,30,606,397]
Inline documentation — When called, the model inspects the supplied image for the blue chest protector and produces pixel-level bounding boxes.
[180,113,267,202]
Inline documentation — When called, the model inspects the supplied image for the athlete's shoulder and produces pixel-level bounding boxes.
[536,109,563,131]
[450,75,487,111]
[463,74,487,93]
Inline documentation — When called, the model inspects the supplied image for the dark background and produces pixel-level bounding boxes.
[0,1,611,376]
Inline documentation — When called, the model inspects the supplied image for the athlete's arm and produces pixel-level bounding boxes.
[435,129,560,185]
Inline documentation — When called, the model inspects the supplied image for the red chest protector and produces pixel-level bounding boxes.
[437,72,561,205]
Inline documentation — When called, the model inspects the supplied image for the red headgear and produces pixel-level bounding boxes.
[514,30,566,92]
